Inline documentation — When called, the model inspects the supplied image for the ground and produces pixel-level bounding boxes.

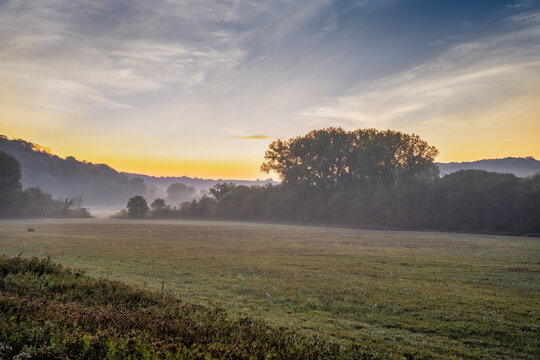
[0,218,538,359]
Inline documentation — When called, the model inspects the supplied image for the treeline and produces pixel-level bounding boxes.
[0,135,275,206]
[124,128,540,235]
[0,135,158,205]
[0,152,91,218]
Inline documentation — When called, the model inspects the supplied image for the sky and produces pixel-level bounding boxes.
[1,0,539,180]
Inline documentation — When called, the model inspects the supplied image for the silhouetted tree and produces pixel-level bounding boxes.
[261,128,439,193]
[166,182,196,204]
[348,129,439,186]
[150,198,166,211]
[150,198,172,217]
[127,195,149,218]
[209,183,235,209]
[0,151,24,217]
[0,151,22,194]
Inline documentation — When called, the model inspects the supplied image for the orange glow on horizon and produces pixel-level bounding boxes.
[2,97,539,180]
[100,156,268,180]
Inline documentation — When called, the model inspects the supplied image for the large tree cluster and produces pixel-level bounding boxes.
[261,128,439,192]
[176,128,539,235]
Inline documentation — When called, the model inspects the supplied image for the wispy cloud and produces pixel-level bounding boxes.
[0,0,252,113]
[1,0,539,177]
[298,10,540,131]
[233,134,270,140]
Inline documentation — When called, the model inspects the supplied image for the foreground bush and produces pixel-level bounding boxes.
[0,256,381,360]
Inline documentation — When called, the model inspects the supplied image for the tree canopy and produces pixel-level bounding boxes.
[127,195,149,218]
[261,128,439,192]
[0,151,22,194]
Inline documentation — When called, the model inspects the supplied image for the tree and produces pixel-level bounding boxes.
[0,151,22,194]
[150,198,171,217]
[209,183,235,209]
[0,151,24,216]
[150,198,166,211]
[348,129,439,186]
[127,195,149,218]
[166,182,196,204]
[261,128,352,193]
[261,128,439,192]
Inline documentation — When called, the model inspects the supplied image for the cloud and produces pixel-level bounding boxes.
[233,134,270,140]
[0,0,253,114]
[1,0,539,176]
[298,10,540,131]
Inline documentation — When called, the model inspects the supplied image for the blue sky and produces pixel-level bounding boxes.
[1,0,539,178]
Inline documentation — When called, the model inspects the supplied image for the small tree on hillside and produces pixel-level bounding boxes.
[127,195,149,218]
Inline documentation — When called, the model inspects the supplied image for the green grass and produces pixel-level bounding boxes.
[0,256,364,359]
[0,218,539,359]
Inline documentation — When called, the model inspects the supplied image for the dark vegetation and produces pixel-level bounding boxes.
[127,195,150,218]
[124,128,540,235]
[0,255,373,360]
[0,152,90,218]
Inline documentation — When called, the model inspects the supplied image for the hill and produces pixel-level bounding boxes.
[0,135,275,206]
[437,157,540,177]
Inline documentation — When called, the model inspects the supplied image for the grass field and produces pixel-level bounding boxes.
[0,218,539,359]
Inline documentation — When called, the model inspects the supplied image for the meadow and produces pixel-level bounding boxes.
[0,218,539,359]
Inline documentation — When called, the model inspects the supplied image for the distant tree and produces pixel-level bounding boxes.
[24,187,55,215]
[150,198,172,217]
[0,151,22,194]
[180,195,217,217]
[0,152,24,217]
[127,195,149,218]
[150,198,166,211]
[166,182,196,204]
[209,183,235,208]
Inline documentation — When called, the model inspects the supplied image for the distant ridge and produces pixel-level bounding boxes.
[437,157,540,177]
[0,135,275,206]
